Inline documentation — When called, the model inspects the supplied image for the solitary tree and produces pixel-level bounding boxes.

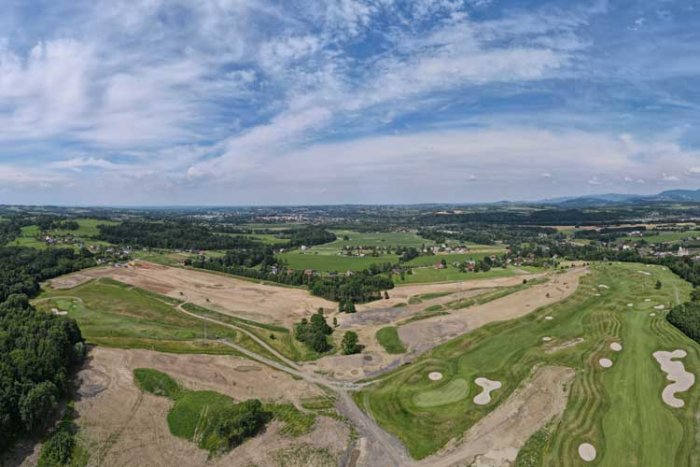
[656,280,663,289]
[341,331,360,355]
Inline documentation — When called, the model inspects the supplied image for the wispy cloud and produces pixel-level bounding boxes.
[1,0,699,204]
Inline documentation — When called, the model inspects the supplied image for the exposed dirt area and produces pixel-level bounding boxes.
[74,347,348,467]
[398,268,585,354]
[418,366,576,467]
[49,262,336,326]
[359,274,545,311]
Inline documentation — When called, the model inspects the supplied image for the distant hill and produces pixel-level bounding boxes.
[538,189,700,207]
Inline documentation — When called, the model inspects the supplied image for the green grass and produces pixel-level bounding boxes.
[413,378,470,408]
[355,262,699,464]
[181,302,321,362]
[133,368,182,398]
[627,230,700,244]
[33,278,262,357]
[308,230,433,254]
[376,327,407,354]
[134,369,316,454]
[405,251,506,267]
[277,251,399,272]
[395,266,532,285]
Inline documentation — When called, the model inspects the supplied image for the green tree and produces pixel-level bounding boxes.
[341,331,360,355]
[655,280,663,289]
[20,382,58,432]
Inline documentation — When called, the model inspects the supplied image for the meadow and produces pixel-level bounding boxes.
[6,219,117,250]
[355,262,700,465]
[33,278,273,358]
[277,251,399,272]
[393,265,538,285]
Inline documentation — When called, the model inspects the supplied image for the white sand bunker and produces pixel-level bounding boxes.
[654,304,665,310]
[650,312,656,317]
[610,342,623,352]
[644,298,651,302]
[594,293,601,297]
[653,350,695,408]
[473,377,502,405]
[542,336,552,342]
[627,303,634,307]
[637,270,651,276]
[578,443,597,462]
[428,371,444,381]
[598,284,609,289]
[599,358,613,368]
[544,316,554,321]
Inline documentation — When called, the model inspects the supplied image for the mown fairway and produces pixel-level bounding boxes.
[355,263,700,464]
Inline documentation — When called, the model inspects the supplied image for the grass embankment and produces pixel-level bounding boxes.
[355,263,699,464]
[182,303,322,361]
[376,327,407,354]
[133,369,316,455]
[34,278,274,358]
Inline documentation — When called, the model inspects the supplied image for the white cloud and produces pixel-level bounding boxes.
[662,173,680,182]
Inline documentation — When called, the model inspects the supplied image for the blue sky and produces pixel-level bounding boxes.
[1,0,699,205]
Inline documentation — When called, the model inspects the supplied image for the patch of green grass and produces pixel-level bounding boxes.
[414,291,453,301]
[395,266,533,285]
[264,403,316,436]
[399,310,450,324]
[413,378,470,408]
[424,304,444,312]
[33,278,260,357]
[356,262,698,462]
[277,251,399,272]
[133,368,181,398]
[376,326,407,354]
[405,251,506,267]
[274,445,336,467]
[444,279,546,310]
[516,422,554,467]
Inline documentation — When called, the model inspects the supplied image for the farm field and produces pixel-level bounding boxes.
[6,218,116,249]
[355,262,699,465]
[404,250,507,267]
[393,265,538,284]
[306,229,433,253]
[278,251,399,272]
[626,229,700,244]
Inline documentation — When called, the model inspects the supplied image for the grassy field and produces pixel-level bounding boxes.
[355,262,699,464]
[404,251,507,267]
[394,265,538,285]
[6,219,117,249]
[33,278,272,358]
[307,230,433,254]
[277,251,399,272]
[626,230,700,244]
[376,327,407,354]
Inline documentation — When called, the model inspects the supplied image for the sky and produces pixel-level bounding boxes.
[1,0,699,206]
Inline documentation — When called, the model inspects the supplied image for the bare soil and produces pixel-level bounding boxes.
[74,347,349,467]
[398,268,585,354]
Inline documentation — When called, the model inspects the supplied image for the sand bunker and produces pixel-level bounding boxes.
[473,377,502,405]
[650,312,656,317]
[599,358,613,368]
[644,299,651,302]
[627,303,634,307]
[594,293,601,297]
[598,284,609,289]
[429,372,444,381]
[578,443,597,462]
[653,350,695,408]
[654,304,665,310]
[542,336,552,342]
[544,316,554,321]
[610,342,622,352]
[637,270,651,276]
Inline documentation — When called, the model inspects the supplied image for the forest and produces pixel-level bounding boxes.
[0,247,92,453]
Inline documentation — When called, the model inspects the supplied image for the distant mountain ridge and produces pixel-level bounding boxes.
[538,189,700,207]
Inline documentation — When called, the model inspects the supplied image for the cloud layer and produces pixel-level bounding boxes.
[1,0,699,205]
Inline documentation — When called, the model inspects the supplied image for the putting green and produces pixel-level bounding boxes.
[355,262,700,464]
[414,378,470,408]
